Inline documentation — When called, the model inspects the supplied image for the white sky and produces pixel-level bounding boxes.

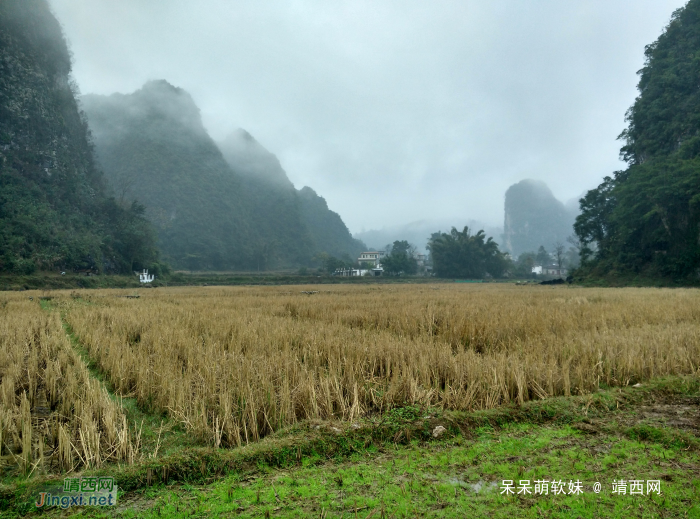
[49,0,687,233]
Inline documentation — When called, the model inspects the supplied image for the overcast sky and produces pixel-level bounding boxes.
[49,0,687,234]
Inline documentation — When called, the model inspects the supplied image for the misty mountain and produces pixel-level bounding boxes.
[217,131,365,261]
[355,219,503,253]
[219,129,294,190]
[296,186,365,260]
[503,179,578,257]
[81,80,362,269]
[0,0,158,274]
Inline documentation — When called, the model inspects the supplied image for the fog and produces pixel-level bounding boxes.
[49,0,686,234]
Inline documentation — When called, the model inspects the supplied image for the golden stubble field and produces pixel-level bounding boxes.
[1,284,699,473]
[0,299,136,475]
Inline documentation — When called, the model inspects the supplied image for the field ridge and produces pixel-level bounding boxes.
[2,374,698,514]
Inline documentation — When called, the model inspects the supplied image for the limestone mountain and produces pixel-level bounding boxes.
[297,186,365,260]
[82,81,363,269]
[217,131,364,261]
[503,179,577,257]
[0,0,157,274]
[219,129,294,190]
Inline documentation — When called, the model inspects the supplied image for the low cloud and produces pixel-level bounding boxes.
[50,0,685,232]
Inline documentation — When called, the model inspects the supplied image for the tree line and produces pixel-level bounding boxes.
[315,228,579,279]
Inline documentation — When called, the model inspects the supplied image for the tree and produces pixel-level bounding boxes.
[381,240,418,275]
[314,252,352,274]
[564,235,581,270]
[428,227,508,278]
[513,251,537,277]
[536,246,550,267]
[573,2,700,281]
[252,240,276,272]
[554,242,565,269]
[573,175,617,264]
[107,200,159,272]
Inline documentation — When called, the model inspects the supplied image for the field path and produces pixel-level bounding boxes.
[38,295,198,459]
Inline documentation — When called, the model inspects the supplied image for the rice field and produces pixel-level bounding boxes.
[0,298,137,475]
[1,284,699,474]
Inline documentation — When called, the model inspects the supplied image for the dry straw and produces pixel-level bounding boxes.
[64,285,700,448]
[0,296,136,474]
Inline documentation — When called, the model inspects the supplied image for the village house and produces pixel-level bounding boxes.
[357,251,385,266]
[532,265,568,277]
[542,265,567,277]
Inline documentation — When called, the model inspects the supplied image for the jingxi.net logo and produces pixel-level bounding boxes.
[35,477,117,509]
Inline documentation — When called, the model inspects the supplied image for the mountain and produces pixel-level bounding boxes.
[217,129,365,261]
[503,179,577,257]
[219,129,294,190]
[575,1,700,281]
[81,82,363,269]
[297,186,365,260]
[0,0,157,274]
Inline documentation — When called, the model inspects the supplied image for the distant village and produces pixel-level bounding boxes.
[333,250,567,278]
[332,250,428,277]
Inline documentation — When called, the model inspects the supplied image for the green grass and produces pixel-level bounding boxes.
[2,375,699,518]
[13,415,699,518]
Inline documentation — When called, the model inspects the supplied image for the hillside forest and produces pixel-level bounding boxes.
[82,84,365,271]
[574,1,700,283]
[0,0,158,275]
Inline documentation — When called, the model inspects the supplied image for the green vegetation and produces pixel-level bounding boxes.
[297,186,365,262]
[0,271,452,291]
[313,252,356,274]
[575,0,700,284]
[381,240,418,275]
[3,375,698,517]
[0,0,159,275]
[428,227,508,278]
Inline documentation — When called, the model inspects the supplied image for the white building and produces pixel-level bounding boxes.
[139,269,155,283]
[542,266,568,277]
[532,265,567,277]
[357,251,385,266]
[333,268,368,277]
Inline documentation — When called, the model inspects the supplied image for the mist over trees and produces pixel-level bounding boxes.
[502,179,578,257]
[81,81,364,271]
[575,1,700,281]
[7,0,696,284]
[354,219,502,255]
[0,0,158,274]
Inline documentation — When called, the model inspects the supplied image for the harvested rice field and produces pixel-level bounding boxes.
[0,284,699,517]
